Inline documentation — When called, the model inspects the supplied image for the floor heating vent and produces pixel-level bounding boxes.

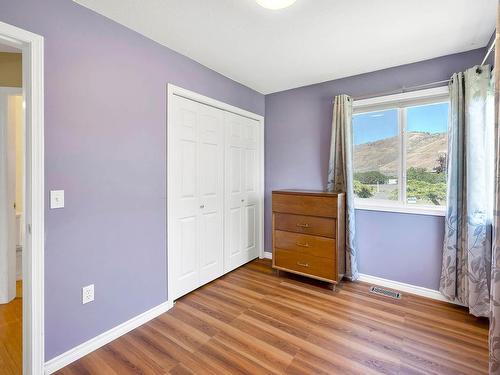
[369,286,401,299]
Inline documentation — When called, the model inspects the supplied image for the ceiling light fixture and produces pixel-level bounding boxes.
[256,0,297,10]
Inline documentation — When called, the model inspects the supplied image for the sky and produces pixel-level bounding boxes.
[353,102,449,145]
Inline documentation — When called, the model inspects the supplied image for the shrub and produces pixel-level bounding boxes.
[387,168,447,205]
[354,180,375,198]
[406,180,446,206]
[353,171,389,185]
[434,153,447,174]
[406,167,446,184]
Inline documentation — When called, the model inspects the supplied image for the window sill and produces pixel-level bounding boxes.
[354,202,446,217]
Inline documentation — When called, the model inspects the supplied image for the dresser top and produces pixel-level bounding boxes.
[272,189,344,197]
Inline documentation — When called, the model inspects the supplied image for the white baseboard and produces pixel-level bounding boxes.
[264,249,458,305]
[44,300,174,374]
[257,251,460,305]
[358,273,463,305]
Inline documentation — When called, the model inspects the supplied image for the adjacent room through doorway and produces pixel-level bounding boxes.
[0,43,24,375]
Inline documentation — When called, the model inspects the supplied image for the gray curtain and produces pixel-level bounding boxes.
[327,94,359,280]
[439,66,494,317]
[490,12,500,373]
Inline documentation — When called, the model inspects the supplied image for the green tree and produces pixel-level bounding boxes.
[406,180,446,205]
[406,167,446,184]
[388,167,447,205]
[433,153,447,174]
[354,180,375,198]
[353,171,389,185]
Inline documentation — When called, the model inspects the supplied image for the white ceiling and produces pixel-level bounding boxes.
[74,0,496,94]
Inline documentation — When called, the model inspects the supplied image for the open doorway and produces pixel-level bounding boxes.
[0,43,24,374]
[0,21,44,375]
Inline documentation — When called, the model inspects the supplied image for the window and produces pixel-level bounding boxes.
[352,88,449,215]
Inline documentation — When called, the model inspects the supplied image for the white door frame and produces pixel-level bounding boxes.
[167,84,264,303]
[0,21,45,375]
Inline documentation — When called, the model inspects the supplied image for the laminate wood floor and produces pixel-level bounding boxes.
[0,281,22,375]
[57,259,489,375]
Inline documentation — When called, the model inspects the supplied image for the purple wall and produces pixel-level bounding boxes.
[0,0,264,360]
[0,0,492,361]
[265,48,486,290]
[356,211,445,289]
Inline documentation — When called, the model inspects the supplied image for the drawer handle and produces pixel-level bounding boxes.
[297,262,310,267]
[296,223,310,228]
[296,242,310,248]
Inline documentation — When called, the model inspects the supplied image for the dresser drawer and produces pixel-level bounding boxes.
[275,230,335,259]
[275,213,336,238]
[272,193,337,218]
[274,249,335,281]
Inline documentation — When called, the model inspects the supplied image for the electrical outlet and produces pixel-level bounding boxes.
[82,284,94,304]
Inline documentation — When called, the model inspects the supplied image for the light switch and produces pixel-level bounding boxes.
[50,190,65,209]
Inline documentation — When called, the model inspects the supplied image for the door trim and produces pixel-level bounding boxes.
[0,21,45,375]
[167,84,264,303]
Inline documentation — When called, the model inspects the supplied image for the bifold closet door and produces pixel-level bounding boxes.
[224,112,260,273]
[171,96,224,300]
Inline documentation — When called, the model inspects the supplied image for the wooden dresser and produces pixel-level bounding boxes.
[272,190,345,289]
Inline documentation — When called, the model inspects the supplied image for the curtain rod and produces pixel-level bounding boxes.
[334,39,495,103]
[339,79,450,102]
[481,39,496,66]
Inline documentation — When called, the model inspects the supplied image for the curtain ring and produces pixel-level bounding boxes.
[476,67,482,74]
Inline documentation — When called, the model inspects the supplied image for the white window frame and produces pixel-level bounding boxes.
[352,86,449,217]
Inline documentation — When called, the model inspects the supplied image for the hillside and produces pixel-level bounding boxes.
[353,132,447,175]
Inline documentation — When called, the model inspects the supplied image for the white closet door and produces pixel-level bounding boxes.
[171,96,224,299]
[198,104,224,286]
[241,116,260,262]
[224,112,260,272]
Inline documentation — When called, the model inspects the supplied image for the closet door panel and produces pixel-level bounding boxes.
[224,113,260,272]
[242,118,259,259]
[198,104,224,285]
[227,143,243,261]
[178,141,197,216]
[177,217,198,281]
[224,113,244,271]
[243,205,256,250]
[199,211,221,282]
[172,96,200,298]
[228,115,244,206]
[229,206,242,256]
